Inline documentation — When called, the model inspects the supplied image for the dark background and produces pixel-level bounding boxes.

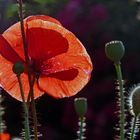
[1,0,140,139]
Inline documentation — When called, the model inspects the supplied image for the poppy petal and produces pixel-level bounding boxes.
[0,55,44,101]
[38,68,91,98]
[26,18,92,98]
[2,22,25,60]
[26,18,90,58]
[2,15,62,61]
[27,28,69,61]
[44,68,78,81]
[26,15,62,25]
[40,54,91,75]
[38,54,92,98]
[0,35,23,63]
[1,15,93,100]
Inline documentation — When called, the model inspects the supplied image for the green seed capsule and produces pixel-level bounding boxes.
[105,41,125,63]
[74,97,87,117]
[13,61,24,75]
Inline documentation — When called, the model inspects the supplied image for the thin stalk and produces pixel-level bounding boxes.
[78,117,86,140]
[79,117,84,140]
[0,95,4,133]
[130,115,137,140]
[18,0,32,87]
[30,77,38,140]
[114,62,125,140]
[0,113,2,133]
[17,1,38,139]
[17,74,30,140]
[0,99,2,133]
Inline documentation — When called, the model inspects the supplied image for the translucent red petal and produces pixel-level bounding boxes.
[0,15,93,101]
[27,28,69,61]
[26,15,62,25]
[0,35,23,63]
[46,69,78,81]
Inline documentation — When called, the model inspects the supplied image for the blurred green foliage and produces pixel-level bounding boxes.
[0,0,68,31]
[6,4,18,18]
[2,0,68,19]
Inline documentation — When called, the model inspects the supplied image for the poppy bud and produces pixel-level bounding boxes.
[105,41,125,63]
[74,97,87,117]
[12,61,24,75]
[129,85,140,116]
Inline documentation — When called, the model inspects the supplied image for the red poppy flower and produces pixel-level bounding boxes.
[0,15,93,101]
[0,133,10,140]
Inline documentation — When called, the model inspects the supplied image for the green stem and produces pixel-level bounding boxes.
[0,111,2,133]
[30,77,38,140]
[80,117,83,140]
[17,74,30,140]
[18,0,32,88]
[130,115,137,140]
[114,62,125,140]
[78,117,85,140]
[0,95,4,133]
[18,1,38,139]
[31,95,38,140]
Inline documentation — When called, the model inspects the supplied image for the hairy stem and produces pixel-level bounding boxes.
[17,74,30,140]
[30,77,38,140]
[130,115,137,140]
[78,117,86,140]
[0,97,2,133]
[114,62,125,140]
[79,117,84,140]
[0,94,4,133]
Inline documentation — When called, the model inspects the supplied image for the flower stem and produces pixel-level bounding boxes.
[130,115,137,140]
[78,117,86,140]
[114,62,125,140]
[30,77,38,140]
[17,74,30,140]
[0,94,4,133]
[17,0,32,87]
[17,1,38,139]
[79,117,83,140]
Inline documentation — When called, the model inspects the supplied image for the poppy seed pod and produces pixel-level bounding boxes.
[74,97,87,117]
[13,61,24,75]
[105,41,125,63]
[129,85,140,116]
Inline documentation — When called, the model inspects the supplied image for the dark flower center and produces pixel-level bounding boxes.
[29,59,43,78]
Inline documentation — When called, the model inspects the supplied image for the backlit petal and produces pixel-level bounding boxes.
[38,54,92,98]
[27,28,69,61]
[26,18,92,98]
[26,15,62,25]
[2,22,25,60]
[0,55,44,101]
[38,68,91,98]
[0,34,23,63]
[1,15,93,100]
[2,15,62,61]
[26,18,89,56]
